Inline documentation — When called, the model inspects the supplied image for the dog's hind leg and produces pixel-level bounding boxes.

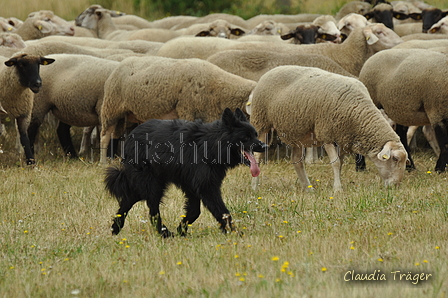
[177,191,201,236]
[112,197,140,235]
[146,184,173,238]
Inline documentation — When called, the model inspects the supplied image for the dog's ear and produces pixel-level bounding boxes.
[234,108,248,122]
[222,107,236,128]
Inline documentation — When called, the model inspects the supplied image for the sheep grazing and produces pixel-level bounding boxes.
[359,48,448,172]
[248,65,408,192]
[99,56,257,164]
[15,10,74,40]
[26,54,119,159]
[0,53,54,165]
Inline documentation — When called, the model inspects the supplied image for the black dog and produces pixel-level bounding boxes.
[105,108,267,237]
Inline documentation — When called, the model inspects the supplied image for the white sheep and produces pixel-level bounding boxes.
[0,53,54,164]
[156,36,241,60]
[206,49,356,81]
[80,8,181,42]
[245,20,290,36]
[176,19,247,38]
[228,23,403,77]
[27,54,119,159]
[401,33,448,41]
[393,39,448,49]
[99,56,257,164]
[312,15,342,43]
[358,48,448,172]
[31,35,163,55]
[0,32,26,48]
[170,13,248,30]
[337,13,371,37]
[15,10,74,40]
[335,1,372,20]
[248,65,408,192]
[245,14,322,29]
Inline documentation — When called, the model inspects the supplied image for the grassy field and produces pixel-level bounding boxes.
[0,141,447,297]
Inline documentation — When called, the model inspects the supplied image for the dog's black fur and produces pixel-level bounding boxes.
[105,108,266,237]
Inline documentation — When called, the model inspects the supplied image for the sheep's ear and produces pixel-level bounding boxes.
[34,20,52,33]
[4,58,17,67]
[409,13,422,20]
[377,143,392,161]
[363,28,379,45]
[40,58,55,66]
[234,108,248,122]
[429,26,440,33]
[230,28,245,36]
[196,31,211,37]
[280,33,294,40]
[393,12,409,20]
[364,12,374,20]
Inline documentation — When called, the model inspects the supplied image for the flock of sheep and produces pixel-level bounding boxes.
[0,0,447,191]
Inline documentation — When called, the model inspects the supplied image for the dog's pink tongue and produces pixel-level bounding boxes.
[245,151,260,177]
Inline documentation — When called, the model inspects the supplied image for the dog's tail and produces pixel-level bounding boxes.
[104,165,131,204]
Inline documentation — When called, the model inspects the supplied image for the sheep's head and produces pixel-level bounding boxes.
[362,23,403,53]
[368,141,408,187]
[195,19,245,39]
[4,54,55,93]
[421,8,448,33]
[364,3,394,30]
[428,16,448,34]
[281,24,320,44]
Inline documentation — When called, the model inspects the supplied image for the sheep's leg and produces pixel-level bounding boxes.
[100,125,114,164]
[395,124,415,171]
[16,116,34,165]
[433,121,448,173]
[324,143,344,192]
[305,147,318,164]
[407,125,419,147]
[251,131,270,191]
[291,146,313,190]
[79,126,95,156]
[177,190,201,236]
[422,125,440,157]
[57,122,78,159]
[355,154,366,171]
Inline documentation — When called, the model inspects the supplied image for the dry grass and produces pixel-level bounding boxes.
[0,140,447,297]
